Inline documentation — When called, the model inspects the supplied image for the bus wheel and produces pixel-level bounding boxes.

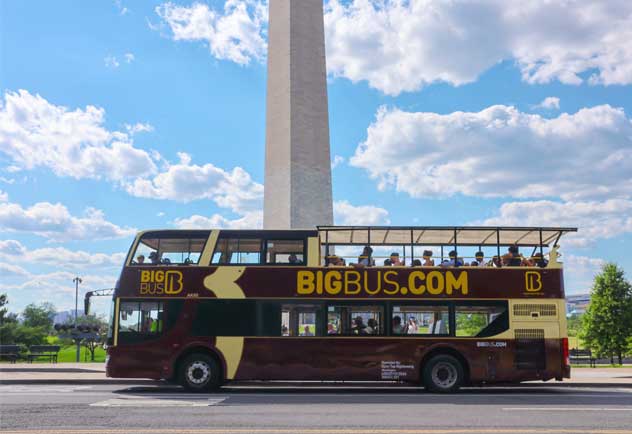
[179,354,221,392]
[423,354,464,393]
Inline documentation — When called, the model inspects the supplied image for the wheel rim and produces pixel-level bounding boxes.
[186,361,211,385]
[431,361,458,389]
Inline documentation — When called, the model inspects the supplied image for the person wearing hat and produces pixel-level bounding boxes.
[136,254,145,264]
[422,250,434,266]
[471,251,485,267]
[148,251,160,264]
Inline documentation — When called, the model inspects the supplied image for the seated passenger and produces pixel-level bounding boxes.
[422,250,435,266]
[390,252,404,266]
[327,323,338,335]
[356,246,374,267]
[352,316,368,334]
[366,318,377,334]
[489,255,502,267]
[301,325,314,337]
[472,251,485,267]
[288,253,299,264]
[441,250,463,267]
[136,254,145,264]
[392,315,404,334]
[281,325,289,336]
[148,251,160,264]
[383,258,392,266]
[529,252,549,268]
[411,259,422,266]
[327,255,342,266]
[503,245,523,266]
[405,317,418,334]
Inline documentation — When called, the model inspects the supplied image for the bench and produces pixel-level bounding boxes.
[0,345,21,363]
[570,348,596,367]
[27,345,60,363]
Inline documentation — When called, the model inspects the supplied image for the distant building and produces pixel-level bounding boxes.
[566,294,590,316]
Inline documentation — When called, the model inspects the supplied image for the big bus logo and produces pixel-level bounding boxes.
[525,271,543,292]
[140,270,183,295]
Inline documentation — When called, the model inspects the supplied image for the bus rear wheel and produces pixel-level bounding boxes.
[423,354,464,393]
[178,354,221,392]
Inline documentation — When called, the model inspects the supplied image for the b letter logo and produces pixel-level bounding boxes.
[525,271,542,292]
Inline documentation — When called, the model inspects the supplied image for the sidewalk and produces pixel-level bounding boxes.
[0,363,158,385]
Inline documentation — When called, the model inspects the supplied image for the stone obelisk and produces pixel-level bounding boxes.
[263,0,333,229]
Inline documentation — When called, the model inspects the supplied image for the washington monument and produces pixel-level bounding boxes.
[263,0,334,229]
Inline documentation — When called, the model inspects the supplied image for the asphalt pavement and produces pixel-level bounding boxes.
[1,383,632,434]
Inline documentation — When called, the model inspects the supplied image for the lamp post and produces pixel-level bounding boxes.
[72,276,82,362]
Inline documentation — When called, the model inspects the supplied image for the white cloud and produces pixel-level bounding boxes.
[334,200,390,226]
[480,199,632,247]
[535,97,560,110]
[351,104,632,202]
[124,152,263,214]
[124,52,135,63]
[0,90,157,182]
[0,262,30,277]
[331,155,345,169]
[0,239,125,269]
[104,55,120,68]
[563,254,607,294]
[114,0,128,16]
[173,211,263,229]
[156,1,267,66]
[0,199,136,242]
[0,190,7,202]
[124,122,154,135]
[325,0,632,95]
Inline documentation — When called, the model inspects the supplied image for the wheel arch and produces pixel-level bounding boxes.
[419,345,470,385]
[172,345,226,383]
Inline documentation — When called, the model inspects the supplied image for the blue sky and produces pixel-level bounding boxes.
[1,0,631,317]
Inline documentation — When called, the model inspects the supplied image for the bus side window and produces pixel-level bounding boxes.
[328,305,383,336]
[455,303,508,337]
[391,305,450,335]
[266,240,305,265]
[281,304,319,337]
[212,238,262,265]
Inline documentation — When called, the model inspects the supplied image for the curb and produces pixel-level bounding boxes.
[0,379,162,385]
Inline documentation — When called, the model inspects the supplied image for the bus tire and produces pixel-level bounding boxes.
[178,353,221,392]
[423,354,464,393]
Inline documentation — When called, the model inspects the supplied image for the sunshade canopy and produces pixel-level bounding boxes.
[318,226,577,247]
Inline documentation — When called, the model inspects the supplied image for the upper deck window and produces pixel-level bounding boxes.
[211,238,262,265]
[265,239,305,265]
[132,232,208,266]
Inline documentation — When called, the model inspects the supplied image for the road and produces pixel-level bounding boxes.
[1,384,631,434]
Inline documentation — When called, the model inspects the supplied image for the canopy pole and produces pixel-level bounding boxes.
[325,230,329,265]
[539,229,544,258]
[441,246,444,262]
[496,229,501,262]
[454,228,458,267]
[410,229,414,265]
[367,228,372,265]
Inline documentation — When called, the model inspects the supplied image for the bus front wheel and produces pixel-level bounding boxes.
[422,354,464,393]
[178,353,221,392]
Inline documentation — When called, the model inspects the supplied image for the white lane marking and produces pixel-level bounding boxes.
[0,385,92,393]
[90,397,227,407]
[503,407,632,412]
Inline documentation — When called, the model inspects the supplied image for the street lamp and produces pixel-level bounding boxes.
[72,276,82,362]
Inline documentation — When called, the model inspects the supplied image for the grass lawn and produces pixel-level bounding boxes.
[35,335,106,363]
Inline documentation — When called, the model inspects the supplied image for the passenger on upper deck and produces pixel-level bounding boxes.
[441,251,464,267]
[288,254,299,264]
[528,252,549,268]
[411,259,422,266]
[471,251,485,267]
[356,246,374,267]
[489,255,502,268]
[136,254,145,264]
[422,250,434,266]
[503,245,524,267]
[389,252,404,266]
[327,255,345,266]
[149,251,160,265]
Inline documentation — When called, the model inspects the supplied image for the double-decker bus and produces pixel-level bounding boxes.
[106,225,576,392]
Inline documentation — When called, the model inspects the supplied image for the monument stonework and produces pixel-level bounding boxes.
[263,0,334,229]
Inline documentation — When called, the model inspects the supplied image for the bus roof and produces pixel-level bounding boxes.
[317,226,577,247]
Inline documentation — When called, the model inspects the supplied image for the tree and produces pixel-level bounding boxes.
[0,293,8,323]
[581,263,632,365]
[22,302,56,332]
[0,295,47,347]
